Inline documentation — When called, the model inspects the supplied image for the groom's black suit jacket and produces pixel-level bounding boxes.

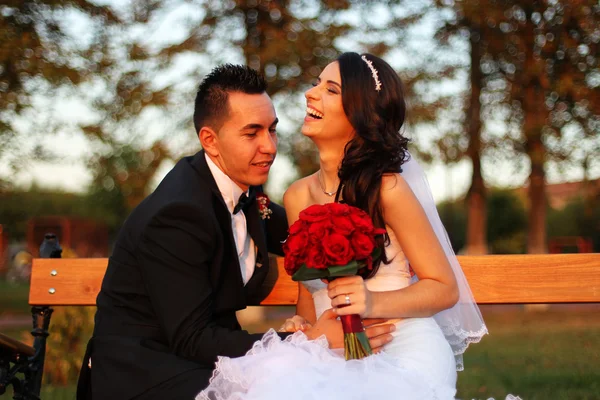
[78,150,289,399]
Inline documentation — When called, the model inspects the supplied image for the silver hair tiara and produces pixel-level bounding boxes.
[361,55,382,92]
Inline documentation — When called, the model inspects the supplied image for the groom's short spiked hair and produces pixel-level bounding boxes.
[193,64,268,133]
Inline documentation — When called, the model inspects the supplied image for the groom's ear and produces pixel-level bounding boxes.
[199,126,219,156]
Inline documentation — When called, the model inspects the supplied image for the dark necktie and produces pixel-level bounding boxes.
[233,192,253,214]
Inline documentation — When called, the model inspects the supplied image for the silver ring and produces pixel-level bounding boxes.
[345,295,351,305]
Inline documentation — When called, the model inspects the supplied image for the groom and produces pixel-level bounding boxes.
[77,64,394,400]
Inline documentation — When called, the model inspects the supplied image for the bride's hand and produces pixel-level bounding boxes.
[278,315,312,333]
[327,276,373,318]
[304,310,396,351]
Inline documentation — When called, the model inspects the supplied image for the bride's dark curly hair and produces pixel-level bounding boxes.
[334,52,410,278]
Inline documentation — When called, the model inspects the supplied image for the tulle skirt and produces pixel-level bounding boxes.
[197,317,459,400]
[196,317,521,400]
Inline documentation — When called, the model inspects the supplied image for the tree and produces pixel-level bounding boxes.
[430,0,504,255]
[87,143,170,233]
[486,1,600,253]
[432,0,600,254]
[0,0,118,179]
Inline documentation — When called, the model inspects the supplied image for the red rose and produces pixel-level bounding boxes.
[351,231,376,260]
[331,215,355,236]
[284,253,300,275]
[308,219,332,242]
[328,202,351,216]
[299,204,330,223]
[349,210,375,233]
[306,243,328,269]
[288,219,306,235]
[322,233,354,266]
[283,230,310,275]
[283,231,308,257]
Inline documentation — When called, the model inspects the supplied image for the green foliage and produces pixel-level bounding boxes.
[0,188,110,241]
[548,200,584,238]
[0,280,30,315]
[439,189,528,254]
[442,190,600,254]
[40,385,77,400]
[36,307,95,386]
[438,200,467,253]
[548,195,600,252]
[486,189,527,254]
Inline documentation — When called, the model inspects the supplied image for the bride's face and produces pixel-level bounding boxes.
[301,62,354,140]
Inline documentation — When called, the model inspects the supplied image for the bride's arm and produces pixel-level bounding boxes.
[328,173,459,319]
[296,284,317,324]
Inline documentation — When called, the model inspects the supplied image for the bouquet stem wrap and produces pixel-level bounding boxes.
[340,314,372,360]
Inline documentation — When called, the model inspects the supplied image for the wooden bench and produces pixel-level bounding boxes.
[2,250,600,398]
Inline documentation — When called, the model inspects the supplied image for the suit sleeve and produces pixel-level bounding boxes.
[265,200,288,256]
[137,202,287,366]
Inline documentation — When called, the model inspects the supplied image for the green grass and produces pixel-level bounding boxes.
[0,385,76,400]
[457,306,600,400]
[40,384,77,399]
[0,280,30,316]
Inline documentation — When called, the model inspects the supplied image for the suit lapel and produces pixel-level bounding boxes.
[190,151,246,293]
[190,151,270,298]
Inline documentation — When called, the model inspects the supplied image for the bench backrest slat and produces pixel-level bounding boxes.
[29,253,600,306]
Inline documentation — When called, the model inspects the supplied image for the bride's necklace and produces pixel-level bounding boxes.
[318,170,339,197]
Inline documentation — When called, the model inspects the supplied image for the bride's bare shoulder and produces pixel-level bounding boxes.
[283,174,315,213]
[380,173,413,207]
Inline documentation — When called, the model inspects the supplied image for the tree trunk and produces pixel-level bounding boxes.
[465,26,488,255]
[522,8,548,254]
[526,132,547,254]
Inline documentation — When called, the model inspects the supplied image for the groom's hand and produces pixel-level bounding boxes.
[279,315,312,333]
[363,319,395,353]
[304,309,343,348]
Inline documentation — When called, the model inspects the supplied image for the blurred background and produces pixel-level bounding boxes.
[0,0,598,399]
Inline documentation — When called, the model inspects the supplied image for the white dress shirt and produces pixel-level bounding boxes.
[205,154,256,285]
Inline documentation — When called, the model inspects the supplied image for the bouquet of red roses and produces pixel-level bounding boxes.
[282,202,386,360]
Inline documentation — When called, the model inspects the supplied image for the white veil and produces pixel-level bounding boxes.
[400,154,488,371]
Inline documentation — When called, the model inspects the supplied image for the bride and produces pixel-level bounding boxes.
[197,52,517,400]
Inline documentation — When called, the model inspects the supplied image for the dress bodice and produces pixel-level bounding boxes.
[302,229,412,319]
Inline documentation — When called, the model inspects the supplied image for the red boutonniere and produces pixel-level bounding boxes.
[257,193,273,220]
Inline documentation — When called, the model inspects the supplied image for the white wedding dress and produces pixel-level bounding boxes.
[197,230,460,400]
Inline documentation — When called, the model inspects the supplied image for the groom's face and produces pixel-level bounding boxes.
[210,91,278,191]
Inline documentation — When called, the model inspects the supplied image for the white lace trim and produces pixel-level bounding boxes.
[478,396,522,400]
[440,323,489,371]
